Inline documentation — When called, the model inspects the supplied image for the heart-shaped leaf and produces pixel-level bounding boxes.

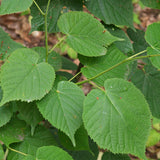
[0,48,55,106]
[83,78,151,159]
[58,11,120,57]
[37,81,85,146]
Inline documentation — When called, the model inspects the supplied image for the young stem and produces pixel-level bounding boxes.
[8,147,27,156]
[76,51,160,85]
[44,0,51,62]
[68,71,82,82]
[3,148,9,160]
[49,36,66,54]
[33,0,45,15]
[97,151,104,160]
[88,81,105,92]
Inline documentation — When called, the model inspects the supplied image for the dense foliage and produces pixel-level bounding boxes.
[0,0,160,159]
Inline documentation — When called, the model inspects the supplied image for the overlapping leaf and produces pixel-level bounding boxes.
[105,25,133,54]
[17,102,43,135]
[129,60,160,118]
[0,0,33,15]
[140,0,160,9]
[31,0,83,33]
[0,118,26,146]
[83,78,151,159]
[145,23,160,69]
[0,27,23,60]
[127,28,149,53]
[8,126,57,160]
[37,81,85,146]
[80,45,128,86]
[59,125,90,151]
[33,47,62,71]
[36,146,74,160]
[0,48,55,106]
[0,105,13,127]
[58,12,120,57]
[85,0,134,29]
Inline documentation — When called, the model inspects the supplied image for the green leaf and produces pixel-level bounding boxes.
[31,0,83,33]
[0,144,4,159]
[61,56,78,70]
[81,45,128,86]
[0,48,55,106]
[32,47,62,71]
[129,60,160,118]
[56,71,77,82]
[104,25,133,54]
[0,88,13,127]
[0,0,33,15]
[58,11,120,57]
[145,23,160,69]
[8,126,57,160]
[17,102,43,135]
[37,81,85,146]
[103,152,131,160]
[0,27,23,60]
[22,155,35,160]
[140,0,160,9]
[83,78,151,159]
[0,105,13,127]
[85,0,134,29]
[36,146,74,160]
[59,125,90,151]
[0,118,26,146]
[127,29,149,53]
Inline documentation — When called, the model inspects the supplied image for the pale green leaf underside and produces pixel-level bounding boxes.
[0,0,33,15]
[58,11,120,57]
[81,45,127,86]
[145,23,160,69]
[36,146,74,160]
[0,48,55,106]
[83,78,151,159]
[86,0,134,29]
[37,81,85,146]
